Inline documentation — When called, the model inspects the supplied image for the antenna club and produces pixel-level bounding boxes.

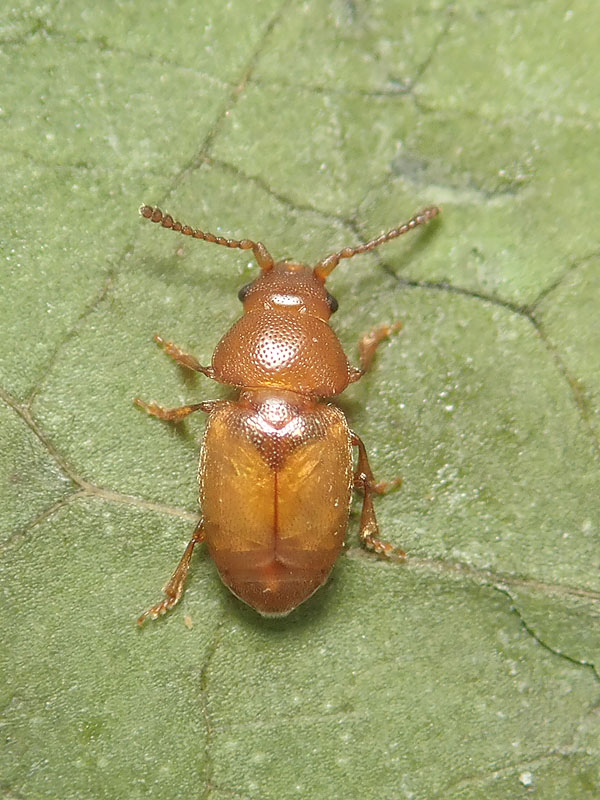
[418,206,440,222]
[140,204,161,222]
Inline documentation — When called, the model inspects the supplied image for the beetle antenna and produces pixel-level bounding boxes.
[139,205,275,272]
[313,206,440,280]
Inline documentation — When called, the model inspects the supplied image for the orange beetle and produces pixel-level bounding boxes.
[136,203,439,621]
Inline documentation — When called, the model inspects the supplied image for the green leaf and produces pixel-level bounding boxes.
[2,1,599,798]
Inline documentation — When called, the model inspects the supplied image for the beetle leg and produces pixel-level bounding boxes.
[154,334,216,379]
[138,520,205,625]
[348,322,403,382]
[351,431,405,560]
[358,322,403,373]
[370,475,403,494]
[134,397,217,422]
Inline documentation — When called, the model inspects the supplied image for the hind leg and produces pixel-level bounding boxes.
[138,520,205,625]
[351,431,404,560]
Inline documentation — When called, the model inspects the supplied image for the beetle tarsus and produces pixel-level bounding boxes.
[372,476,403,494]
[351,431,405,561]
[358,322,403,374]
[138,523,205,626]
[363,534,406,561]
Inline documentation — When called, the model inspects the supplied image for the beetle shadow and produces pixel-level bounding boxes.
[223,572,339,633]
[138,252,210,289]
[177,361,203,391]
[144,411,200,447]
[381,219,441,279]
[334,393,363,424]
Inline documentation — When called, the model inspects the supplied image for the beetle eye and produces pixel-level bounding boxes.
[238,282,253,302]
[325,290,338,313]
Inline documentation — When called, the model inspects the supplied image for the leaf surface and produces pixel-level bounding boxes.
[1,1,599,798]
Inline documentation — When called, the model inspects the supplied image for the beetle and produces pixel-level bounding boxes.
[135,203,439,622]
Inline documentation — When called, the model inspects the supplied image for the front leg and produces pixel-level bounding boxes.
[348,322,402,383]
[154,333,215,379]
[351,431,404,560]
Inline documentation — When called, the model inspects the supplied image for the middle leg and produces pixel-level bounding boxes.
[134,398,220,422]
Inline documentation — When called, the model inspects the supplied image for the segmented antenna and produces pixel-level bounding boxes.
[139,205,275,271]
[314,206,440,280]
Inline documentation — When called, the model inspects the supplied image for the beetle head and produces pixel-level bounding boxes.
[238,261,338,320]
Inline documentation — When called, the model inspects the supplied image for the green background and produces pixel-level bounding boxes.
[1,1,599,798]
